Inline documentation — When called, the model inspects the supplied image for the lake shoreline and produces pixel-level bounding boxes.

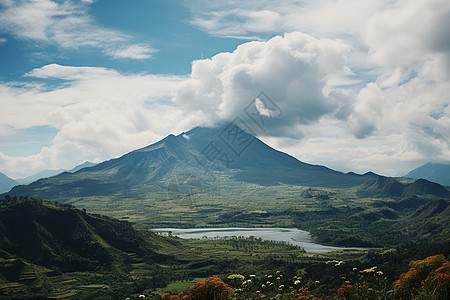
[150,227,372,253]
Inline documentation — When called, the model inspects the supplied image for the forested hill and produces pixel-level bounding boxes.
[0,196,181,274]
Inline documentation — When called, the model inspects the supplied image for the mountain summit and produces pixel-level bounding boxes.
[5,123,377,201]
[405,162,450,186]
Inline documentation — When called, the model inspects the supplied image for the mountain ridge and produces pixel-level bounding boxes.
[357,176,450,198]
[0,196,179,273]
[4,124,379,200]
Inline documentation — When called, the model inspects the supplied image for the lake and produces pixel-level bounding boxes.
[151,227,370,253]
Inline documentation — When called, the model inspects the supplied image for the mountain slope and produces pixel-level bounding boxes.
[406,162,450,186]
[186,125,378,186]
[357,176,450,198]
[0,172,17,194]
[0,196,180,273]
[67,161,96,173]
[5,124,377,202]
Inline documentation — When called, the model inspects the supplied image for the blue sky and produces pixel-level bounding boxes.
[0,0,449,179]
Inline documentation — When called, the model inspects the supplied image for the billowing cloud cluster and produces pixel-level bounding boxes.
[184,0,450,174]
[174,32,354,137]
[350,0,450,162]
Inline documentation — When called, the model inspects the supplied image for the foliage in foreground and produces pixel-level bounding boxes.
[159,254,450,300]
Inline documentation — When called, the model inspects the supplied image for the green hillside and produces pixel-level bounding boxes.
[1,197,449,299]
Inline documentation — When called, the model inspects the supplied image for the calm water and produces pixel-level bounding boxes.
[151,227,370,253]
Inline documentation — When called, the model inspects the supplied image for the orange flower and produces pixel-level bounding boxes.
[297,287,323,300]
[189,277,234,300]
[337,284,352,299]
[394,254,449,297]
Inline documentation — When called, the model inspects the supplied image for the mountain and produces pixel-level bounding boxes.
[0,196,180,273]
[357,176,450,198]
[0,196,195,299]
[67,161,96,173]
[186,126,379,186]
[405,199,450,242]
[15,161,97,185]
[405,162,450,186]
[0,172,17,194]
[4,124,377,202]
[16,169,65,185]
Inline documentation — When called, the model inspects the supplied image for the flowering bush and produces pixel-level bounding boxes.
[394,254,449,299]
[188,277,234,300]
[337,284,352,299]
[162,292,190,300]
[420,261,450,299]
[297,287,322,299]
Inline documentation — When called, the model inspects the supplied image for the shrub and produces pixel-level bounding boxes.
[188,277,234,300]
[394,254,449,299]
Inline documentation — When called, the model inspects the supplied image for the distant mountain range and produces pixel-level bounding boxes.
[405,162,450,186]
[5,123,379,201]
[0,161,96,193]
[16,161,97,185]
[15,169,66,185]
[0,172,17,194]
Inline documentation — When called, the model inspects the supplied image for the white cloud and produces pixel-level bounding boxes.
[106,44,158,60]
[187,0,382,40]
[183,0,450,175]
[0,64,190,178]
[254,97,272,117]
[0,0,154,60]
[191,8,281,38]
[174,32,353,137]
[0,37,6,44]
[347,0,450,164]
[365,0,450,69]
[25,63,118,80]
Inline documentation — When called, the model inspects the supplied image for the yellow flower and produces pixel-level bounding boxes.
[361,266,377,273]
[228,274,245,280]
